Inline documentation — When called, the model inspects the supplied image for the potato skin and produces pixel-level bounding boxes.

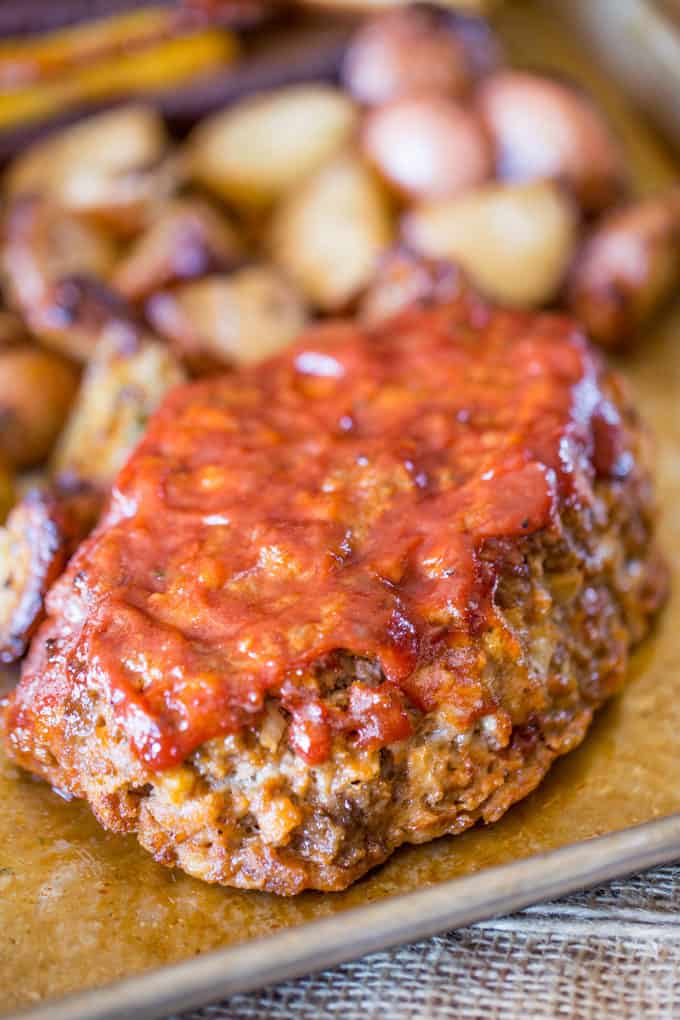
[2,197,117,361]
[26,275,134,364]
[567,191,680,349]
[3,196,116,296]
[359,246,464,326]
[402,180,577,307]
[0,348,79,469]
[447,11,503,81]
[342,7,469,106]
[112,199,243,303]
[361,95,492,202]
[477,70,624,212]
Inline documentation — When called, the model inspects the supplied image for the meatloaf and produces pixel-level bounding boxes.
[2,293,667,894]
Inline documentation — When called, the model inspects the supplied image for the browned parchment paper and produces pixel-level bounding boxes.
[2,3,680,1012]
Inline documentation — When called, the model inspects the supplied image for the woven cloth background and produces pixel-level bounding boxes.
[176,864,680,1020]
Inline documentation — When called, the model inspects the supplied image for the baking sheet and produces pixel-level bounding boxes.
[3,2,680,1015]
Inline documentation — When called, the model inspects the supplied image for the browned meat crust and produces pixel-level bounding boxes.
[2,301,667,894]
[0,484,101,663]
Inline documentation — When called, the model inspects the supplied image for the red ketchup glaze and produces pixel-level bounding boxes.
[6,297,630,770]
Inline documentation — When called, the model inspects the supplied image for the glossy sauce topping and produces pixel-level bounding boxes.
[9,299,629,769]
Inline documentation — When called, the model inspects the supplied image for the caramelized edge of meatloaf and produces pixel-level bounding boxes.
[2,366,666,894]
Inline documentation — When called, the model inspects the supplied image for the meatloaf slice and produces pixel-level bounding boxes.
[3,293,667,894]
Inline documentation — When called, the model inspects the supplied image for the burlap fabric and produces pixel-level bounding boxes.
[177,864,680,1019]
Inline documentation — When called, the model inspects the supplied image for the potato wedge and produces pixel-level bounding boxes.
[2,197,117,359]
[188,84,358,210]
[147,266,308,372]
[2,196,116,289]
[0,484,101,663]
[403,181,577,307]
[112,199,243,303]
[342,8,469,105]
[52,328,185,489]
[567,191,680,349]
[359,247,464,326]
[477,71,624,212]
[269,152,394,311]
[361,95,492,201]
[6,105,175,235]
[23,275,134,364]
[0,348,79,469]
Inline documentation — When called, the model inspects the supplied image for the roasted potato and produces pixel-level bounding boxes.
[361,96,492,201]
[477,71,624,212]
[0,484,101,663]
[3,196,116,288]
[567,191,680,349]
[112,199,243,303]
[6,105,176,235]
[342,7,469,106]
[269,152,394,311]
[148,266,308,371]
[0,348,79,469]
[359,247,464,326]
[52,328,185,489]
[403,180,577,307]
[2,197,117,359]
[23,275,134,364]
[446,11,503,80]
[188,85,358,210]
